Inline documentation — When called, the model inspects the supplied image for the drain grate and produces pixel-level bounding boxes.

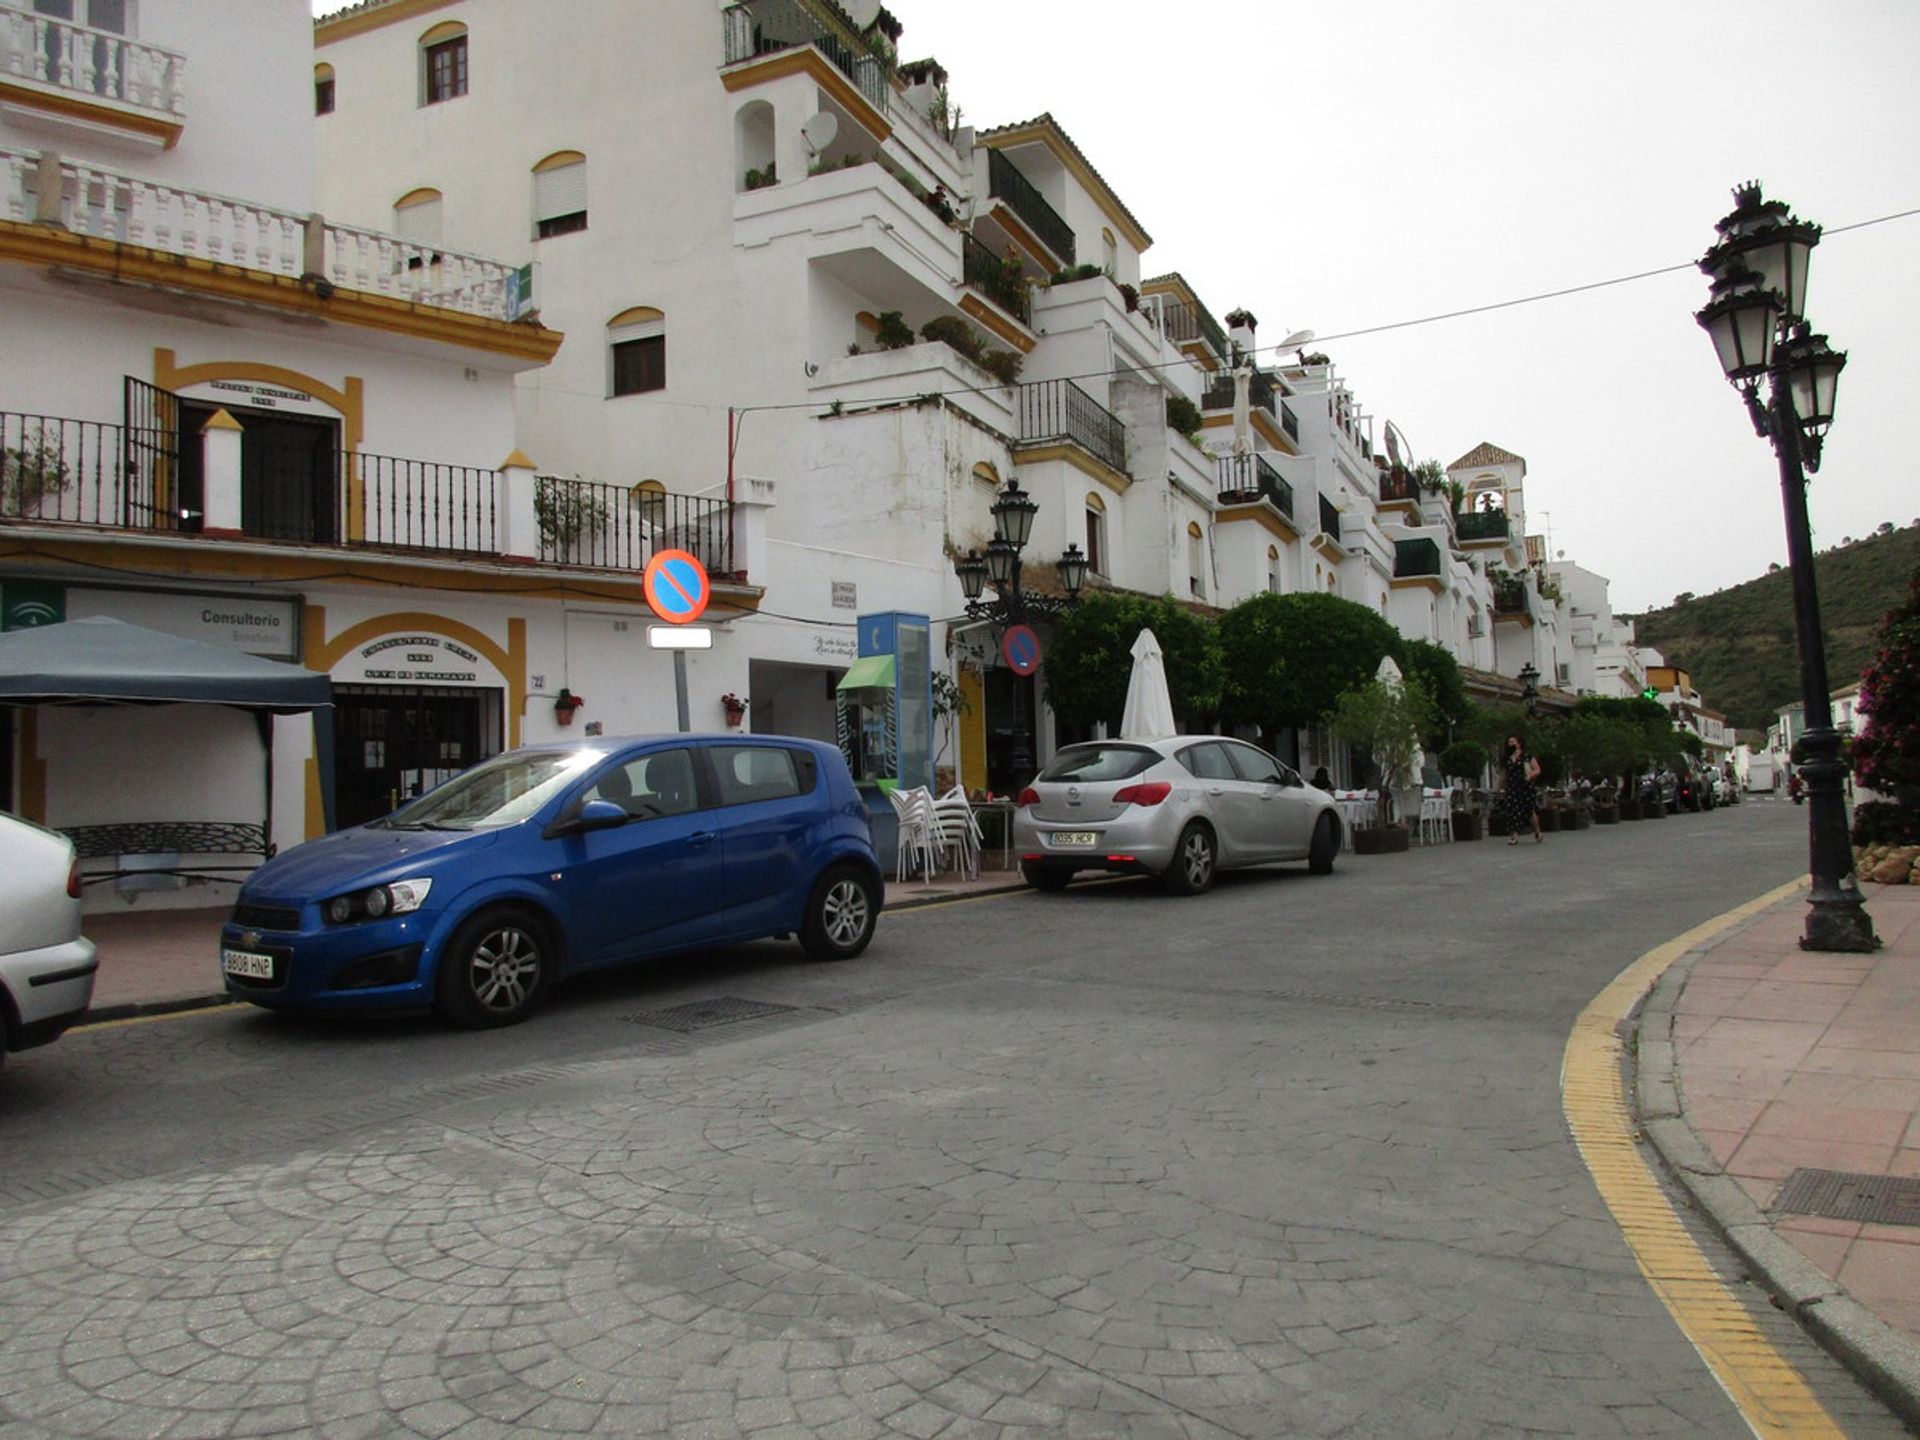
[623,997,802,1033]
[1774,1168,1920,1227]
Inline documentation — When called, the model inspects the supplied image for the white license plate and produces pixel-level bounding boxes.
[1050,832,1099,848]
[222,949,276,980]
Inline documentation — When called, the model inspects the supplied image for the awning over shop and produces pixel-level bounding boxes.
[0,616,337,831]
[836,654,895,693]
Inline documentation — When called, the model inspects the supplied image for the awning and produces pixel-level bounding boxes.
[836,654,895,693]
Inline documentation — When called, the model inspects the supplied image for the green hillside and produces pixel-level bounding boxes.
[1625,521,1920,735]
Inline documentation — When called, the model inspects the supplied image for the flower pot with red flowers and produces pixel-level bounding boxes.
[553,688,584,726]
[720,692,749,728]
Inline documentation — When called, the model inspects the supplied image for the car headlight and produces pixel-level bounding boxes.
[324,878,432,926]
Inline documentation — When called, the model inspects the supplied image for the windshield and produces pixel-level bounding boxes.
[378,749,600,831]
[1036,743,1160,784]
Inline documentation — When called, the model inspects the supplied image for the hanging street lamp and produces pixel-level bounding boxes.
[952,477,1088,783]
[1695,182,1874,953]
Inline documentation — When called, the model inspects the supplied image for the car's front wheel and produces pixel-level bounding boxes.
[1160,822,1216,895]
[436,907,551,1029]
[800,864,878,960]
[1307,813,1338,875]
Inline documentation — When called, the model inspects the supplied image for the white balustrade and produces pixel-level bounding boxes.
[0,145,519,323]
[0,4,184,118]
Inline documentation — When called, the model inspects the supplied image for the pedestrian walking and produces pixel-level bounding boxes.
[1497,733,1542,845]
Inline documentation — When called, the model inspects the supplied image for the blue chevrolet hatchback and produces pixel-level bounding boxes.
[221,734,882,1028]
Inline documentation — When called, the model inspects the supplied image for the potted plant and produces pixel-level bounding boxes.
[1328,675,1434,856]
[553,688,584,726]
[1438,739,1487,840]
[720,692,748,728]
[2,435,71,516]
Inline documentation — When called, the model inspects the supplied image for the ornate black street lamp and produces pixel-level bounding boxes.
[1517,661,1540,718]
[1696,183,1875,953]
[952,477,1088,781]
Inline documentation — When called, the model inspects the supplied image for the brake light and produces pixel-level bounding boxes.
[1111,781,1172,807]
[1016,787,1039,808]
[67,859,82,900]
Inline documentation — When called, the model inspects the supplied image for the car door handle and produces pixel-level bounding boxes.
[687,831,715,847]
[1207,787,1225,796]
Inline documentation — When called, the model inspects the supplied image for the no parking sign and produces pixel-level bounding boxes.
[642,549,710,624]
[1001,623,1041,676]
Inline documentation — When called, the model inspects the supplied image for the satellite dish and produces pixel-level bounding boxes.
[842,0,882,27]
[1383,420,1412,469]
[1278,327,1315,350]
[800,111,840,156]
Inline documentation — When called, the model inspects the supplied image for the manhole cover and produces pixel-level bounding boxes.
[1774,1168,1920,1227]
[624,997,801,1033]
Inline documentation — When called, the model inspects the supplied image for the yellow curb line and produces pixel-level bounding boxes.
[1562,877,1842,1438]
[72,1003,246,1034]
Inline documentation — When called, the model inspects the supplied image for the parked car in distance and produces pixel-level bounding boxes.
[0,813,98,1068]
[220,735,882,1028]
[1014,737,1341,894]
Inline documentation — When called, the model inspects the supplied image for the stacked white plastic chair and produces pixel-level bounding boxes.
[930,786,983,880]
[885,787,939,882]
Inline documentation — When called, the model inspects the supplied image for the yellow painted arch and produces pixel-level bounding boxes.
[534,150,586,173]
[154,350,364,450]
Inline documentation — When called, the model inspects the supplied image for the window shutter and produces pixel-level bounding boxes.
[394,196,442,246]
[534,161,587,223]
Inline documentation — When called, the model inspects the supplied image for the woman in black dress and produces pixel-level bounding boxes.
[1497,733,1542,845]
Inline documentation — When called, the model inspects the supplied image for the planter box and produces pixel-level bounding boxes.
[1353,824,1411,855]
[1617,799,1642,821]
[1557,808,1591,831]
[1451,811,1483,842]
[1593,804,1619,825]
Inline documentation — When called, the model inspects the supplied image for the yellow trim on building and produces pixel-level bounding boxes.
[0,223,562,364]
[1009,442,1129,495]
[500,449,536,470]
[394,186,443,210]
[980,122,1151,252]
[201,408,244,433]
[157,350,364,449]
[1199,410,1287,449]
[315,0,463,46]
[958,665,986,794]
[533,150,586,173]
[0,79,182,149]
[418,19,466,45]
[957,293,1036,354]
[720,50,892,144]
[985,202,1060,272]
[1214,502,1300,543]
[1309,532,1343,562]
[1493,610,1535,629]
[1389,575,1445,593]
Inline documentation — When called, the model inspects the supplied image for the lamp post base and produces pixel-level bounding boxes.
[1801,893,1879,953]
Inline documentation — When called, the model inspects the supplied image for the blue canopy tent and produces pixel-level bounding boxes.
[0,616,337,849]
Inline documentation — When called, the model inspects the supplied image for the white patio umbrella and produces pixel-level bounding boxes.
[1119,628,1178,741]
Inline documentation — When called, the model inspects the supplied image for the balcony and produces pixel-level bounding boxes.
[0,5,185,143]
[3,148,530,326]
[1393,536,1442,580]
[986,148,1073,265]
[1318,494,1341,542]
[961,231,1030,325]
[720,0,891,115]
[0,410,730,576]
[535,477,733,575]
[1493,578,1531,619]
[1379,466,1421,506]
[1201,368,1278,420]
[1155,296,1230,364]
[1215,453,1294,521]
[1280,400,1299,443]
[1456,508,1510,544]
[1016,380,1125,476]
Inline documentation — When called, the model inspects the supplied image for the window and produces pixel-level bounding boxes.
[1187,521,1205,598]
[421,22,467,105]
[1177,742,1235,782]
[1267,545,1280,594]
[533,151,587,238]
[585,749,698,819]
[1224,743,1289,786]
[608,307,666,396]
[392,188,442,270]
[1085,492,1106,575]
[711,745,814,807]
[314,63,335,115]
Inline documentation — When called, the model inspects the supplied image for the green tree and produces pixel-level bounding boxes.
[1043,591,1222,733]
[1397,638,1471,750]
[1328,676,1436,831]
[1217,592,1400,736]
[1852,568,1920,794]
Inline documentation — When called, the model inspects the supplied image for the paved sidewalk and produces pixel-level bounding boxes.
[1637,879,1920,1428]
[78,864,1026,1021]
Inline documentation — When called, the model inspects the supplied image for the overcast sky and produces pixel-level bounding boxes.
[314,1,1919,615]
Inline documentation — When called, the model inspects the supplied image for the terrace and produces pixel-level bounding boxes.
[0,4,184,144]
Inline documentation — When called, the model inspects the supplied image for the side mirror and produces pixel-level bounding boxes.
[545,798,629,839]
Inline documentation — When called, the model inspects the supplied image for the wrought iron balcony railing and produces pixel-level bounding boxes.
[535,477,734,575]
[721,0,891,114]
[1280,400,1299,442]
[0,4,184,119]
[986,148,1074,264]
[1200,368,1278,419]
[1379,466,1420,505]
[1318,494,1341,542]
[1015,379,1125,475]
[1215,453,1293,521]
[1393,536,1442,579]
[1493,578,1531,616]
[961,231,1030,324]
[1155,296,1230,363]
[1456,509,1511,542]
[1,148,525,323]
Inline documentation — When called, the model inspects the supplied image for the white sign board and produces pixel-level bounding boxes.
[68,589,300,659]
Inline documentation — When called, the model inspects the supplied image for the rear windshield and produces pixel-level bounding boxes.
[1036,744,1159,784]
